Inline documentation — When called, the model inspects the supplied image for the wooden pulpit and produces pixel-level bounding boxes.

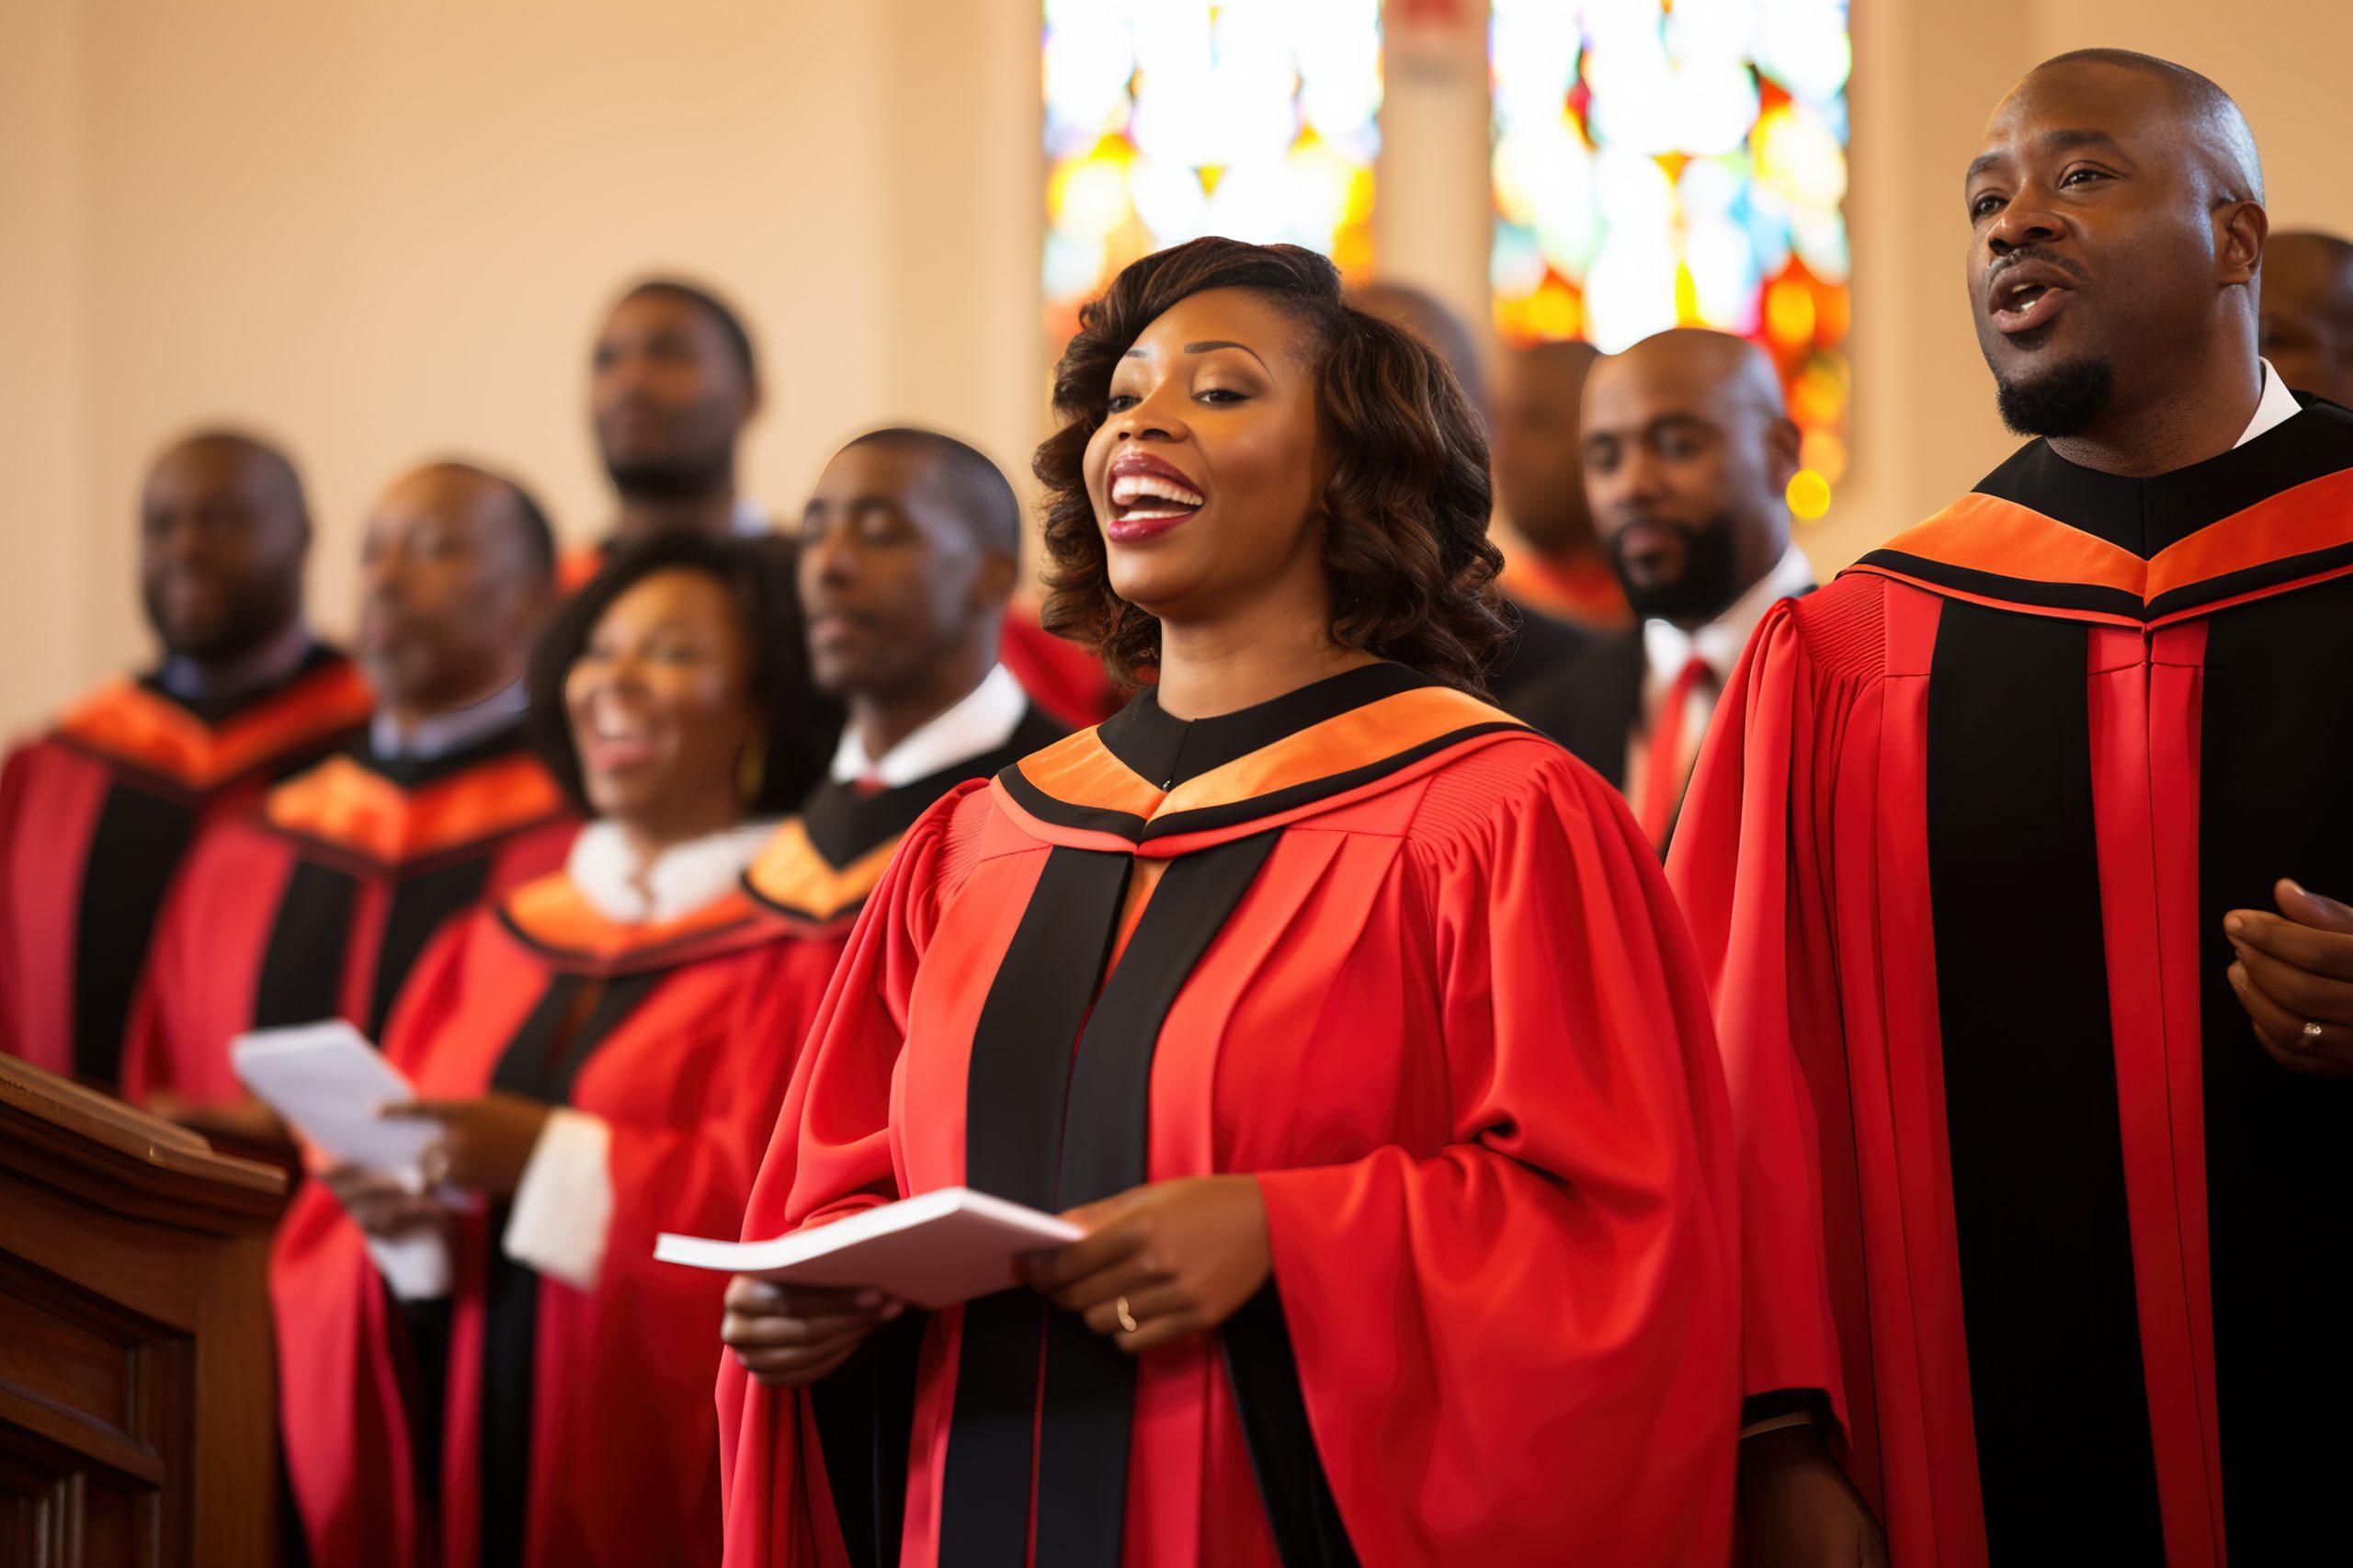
[0,1057,288,1565]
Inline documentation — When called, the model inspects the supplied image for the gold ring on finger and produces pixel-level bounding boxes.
[1114,1296,1140,1335]
[2303,1019,2328,1050]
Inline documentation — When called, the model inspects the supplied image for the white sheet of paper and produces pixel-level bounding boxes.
[232,1018,437,1175]
[655,1187,1083,1310]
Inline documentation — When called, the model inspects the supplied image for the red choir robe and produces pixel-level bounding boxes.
[1670,397,2353,1564]
[1500,551,1631,631]
[125,725,575,1105]
[718,662,1740,1568]
[0,646,370,1080]
[740,701,1067,935]
[272,869,842,1568]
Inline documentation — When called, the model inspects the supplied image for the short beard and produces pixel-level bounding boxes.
[1995,355,2115,437]
[603,451,732,503]
[1608,516,1741,626]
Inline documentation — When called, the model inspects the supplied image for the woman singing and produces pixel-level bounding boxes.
[719,238,1740,1566]
[275,535,841,1567]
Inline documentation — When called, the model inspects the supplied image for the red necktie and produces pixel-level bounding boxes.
[852,773,887,798]
[1637,653,1714,848]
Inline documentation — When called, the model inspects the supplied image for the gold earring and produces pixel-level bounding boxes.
[735,728,767,805]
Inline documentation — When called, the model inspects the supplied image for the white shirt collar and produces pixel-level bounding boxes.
[829,663,1029,789]
[2234,358,2302,449]
[369,679,529,762]
[563,818,777,926]
[1643,543,1816,695]
[731,496,772,538]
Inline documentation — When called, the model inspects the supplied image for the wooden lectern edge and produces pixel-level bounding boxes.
[0,1056,288,1229]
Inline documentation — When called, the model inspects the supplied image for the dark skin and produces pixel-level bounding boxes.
[2259,232,2353,406]
[793,441,1017,761]
[725,289,1346,1386]
[1494,340,1603,561]
[591,289,761,545]
[1752,62,2287,1566]
[1580,329,1798,630]
[1961,60,2268,477]
[355,465,554,736]
[155,465,549,1147]
[329,570,764,1223]
[139,436,310,665]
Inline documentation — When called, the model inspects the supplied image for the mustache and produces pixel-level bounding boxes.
[1985,247,2091,288]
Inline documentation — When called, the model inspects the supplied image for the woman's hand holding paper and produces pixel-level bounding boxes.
[722,1277,905,1388]
[1022,1176,1271,1353]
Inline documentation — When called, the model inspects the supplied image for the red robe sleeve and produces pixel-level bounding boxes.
[717,788,978,1567]
[273,912,478,1568]
[1665,599,1851,1434]
[1251,749,1741,1566]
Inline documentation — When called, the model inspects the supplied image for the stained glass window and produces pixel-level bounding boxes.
[1042,0,1382,349]
[1491,0,1853,520]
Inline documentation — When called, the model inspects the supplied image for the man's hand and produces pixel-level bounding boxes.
[1739,1426,1889,1567]
[2226,879,2353,1077]
[320,1164,449,1241]
[1020,1176,1270,1354]
[383,1093,556,1196]
[721,1277,904,1388]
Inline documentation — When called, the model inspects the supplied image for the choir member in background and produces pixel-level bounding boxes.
[127,462,573,1123]
[1353,278,1597,713]
[718,236,1740,1566]
[273,533,840,1568]
[740,426,1063,937]
[1675,50,2353,1564]
[2259,229,2353,405]
[574,275,773,587]
[1516,329,1815,848]
[0,431,369,1082]
[1492,337,1636,631]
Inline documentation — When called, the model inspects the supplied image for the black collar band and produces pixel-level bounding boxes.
[1974,399,2353,560]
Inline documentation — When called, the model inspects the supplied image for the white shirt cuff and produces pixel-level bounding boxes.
[366,1232,454,1301]
[500,1108,614,1291]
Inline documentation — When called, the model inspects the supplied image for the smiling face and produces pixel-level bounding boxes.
[563,567,757,843]
[1079,288,1328,628]
[1963,60,2263,436]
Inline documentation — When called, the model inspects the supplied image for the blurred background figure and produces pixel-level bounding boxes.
[1518,329,1814,847]
[273,533,838,1568]
[128,460,573,1120]
[0,431,369,1084]
[2261,230,2353,405]
[1353,279,1596,713]
[1492,340,1631,631]
[573,277,770,586]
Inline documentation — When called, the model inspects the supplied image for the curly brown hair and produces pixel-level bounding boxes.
[1034,237,1510,696]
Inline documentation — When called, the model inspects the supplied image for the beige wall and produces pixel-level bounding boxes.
[5,0,2351,734]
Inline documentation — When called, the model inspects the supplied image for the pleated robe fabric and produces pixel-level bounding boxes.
[124,727,575,1105]
[0,648,369,1077]
[272,873,843,1568]
[1671,399,2353,1564]
[719,663,1741,1568]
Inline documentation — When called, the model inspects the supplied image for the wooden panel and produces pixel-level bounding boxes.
[0,1057,286,1567]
